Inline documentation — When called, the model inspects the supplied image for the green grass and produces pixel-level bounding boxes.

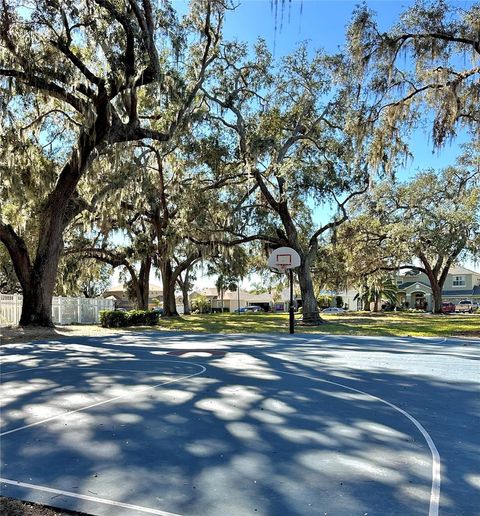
[151,311,480,338]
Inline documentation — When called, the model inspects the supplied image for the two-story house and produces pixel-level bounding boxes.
[395,265,480,310]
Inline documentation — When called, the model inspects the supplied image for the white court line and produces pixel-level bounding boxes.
[0,357,207,376]
[1,348,442,515]
[0,478,181,516]
[0,365,196,377]
[0,365,53,376]
[274,367,441,516]
[0,360,206,437]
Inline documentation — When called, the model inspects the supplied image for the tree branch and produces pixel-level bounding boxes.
[0,222,32,291]
[309,184,369,247]
[0,68,86,112]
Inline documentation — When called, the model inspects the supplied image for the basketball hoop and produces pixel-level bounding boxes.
[267,247,301,335]
[268,247,301,272]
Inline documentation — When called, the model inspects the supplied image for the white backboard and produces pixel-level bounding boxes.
[268,247,301,271]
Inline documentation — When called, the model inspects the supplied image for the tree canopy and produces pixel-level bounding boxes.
[1,0,478,326]
[348,1,480,149]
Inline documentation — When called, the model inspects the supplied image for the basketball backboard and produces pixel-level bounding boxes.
[268,247,301,272]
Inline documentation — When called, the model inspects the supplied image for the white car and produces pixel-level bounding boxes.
[244,305,264,312]
[455,300,479,313]
[322,307,346,313]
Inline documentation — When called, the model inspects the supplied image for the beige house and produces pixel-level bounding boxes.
[193,288,274,312]
[102,283,163,309]
[395,265,480,310]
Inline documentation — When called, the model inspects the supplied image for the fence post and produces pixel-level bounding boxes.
[13,294,19,324]
[58,297,63,325]
[78,298,82,324]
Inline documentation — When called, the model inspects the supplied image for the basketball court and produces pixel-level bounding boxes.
[1,332,479,515]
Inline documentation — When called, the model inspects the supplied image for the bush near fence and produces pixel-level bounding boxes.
[99,309,159,328]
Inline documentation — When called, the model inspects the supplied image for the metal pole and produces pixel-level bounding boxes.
[237,279,240,314]
[289,268,294,334]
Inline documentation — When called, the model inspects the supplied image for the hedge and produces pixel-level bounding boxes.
[99,309,159,328]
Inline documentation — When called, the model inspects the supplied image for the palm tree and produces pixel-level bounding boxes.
[355,276,398,312]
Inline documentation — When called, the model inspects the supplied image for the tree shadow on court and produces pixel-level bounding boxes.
[0,333,478,516]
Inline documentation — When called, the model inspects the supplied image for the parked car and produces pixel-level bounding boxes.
[234,307,248,313]
[441,302,455,314]
[455,300,478,313]
[244,305,264,312]
[322,307,346,313]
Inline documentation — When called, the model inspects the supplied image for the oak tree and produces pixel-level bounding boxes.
[0,0,224,325]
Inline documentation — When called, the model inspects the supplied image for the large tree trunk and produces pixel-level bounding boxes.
[297,259,324,325]
[20,249,62,326]
[137,257,151,310]
[161,260,179,317]
[431,282,442,313]
[1,216,64,326]
[179,268,191,315]
[418,253,453,314]
[424,274,444,313]
[182,286,191,315]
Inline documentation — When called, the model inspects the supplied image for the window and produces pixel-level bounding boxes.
[453,275,466,287]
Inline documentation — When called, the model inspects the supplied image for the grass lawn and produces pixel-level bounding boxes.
[154,311,480,338]
[2,312,479,345]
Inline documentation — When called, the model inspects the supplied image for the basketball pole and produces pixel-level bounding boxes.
[289,268,294,334]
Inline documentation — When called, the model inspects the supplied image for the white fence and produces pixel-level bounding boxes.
[0,294,115,326]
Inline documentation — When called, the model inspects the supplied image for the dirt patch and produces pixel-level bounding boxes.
[453,330,480,338]
[0,325,125,346]
[0,497,91,516]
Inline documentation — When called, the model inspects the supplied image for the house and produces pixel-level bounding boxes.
[192,288,274,312]
[273,287,302,311]
[395,265,480,310]
[327,287,362,311]
[102,283,163,309]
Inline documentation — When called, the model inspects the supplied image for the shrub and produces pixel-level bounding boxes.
[191,295,211,313]
[318,294,332,308]
[126,310,147,325]
[100,310,127,327]
[99,309,159,327]
[133,310,159,326]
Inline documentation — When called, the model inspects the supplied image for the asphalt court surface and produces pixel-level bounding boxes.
[0,332,479,515]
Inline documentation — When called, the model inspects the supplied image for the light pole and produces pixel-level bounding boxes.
[289,268,294,334]
[237,278,240,314]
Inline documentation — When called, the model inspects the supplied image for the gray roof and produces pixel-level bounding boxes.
[442,286,480,297]
[398,283,480,297]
